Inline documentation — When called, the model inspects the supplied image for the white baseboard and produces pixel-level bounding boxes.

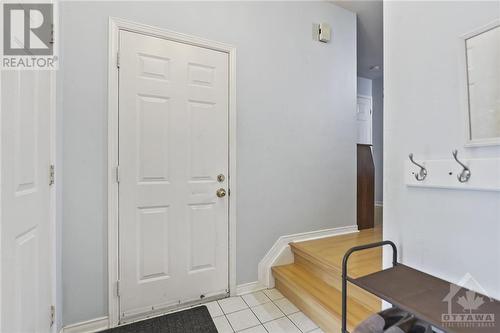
[236,281,266,295]
[60,317,109,333]
[257,225,358,289]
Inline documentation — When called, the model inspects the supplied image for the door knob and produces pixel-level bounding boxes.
[216,188,226,198]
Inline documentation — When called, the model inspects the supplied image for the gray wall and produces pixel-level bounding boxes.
[372,77,383,203]
[60,1,357,325]
[384,0,500,298]
[357,76,372,96]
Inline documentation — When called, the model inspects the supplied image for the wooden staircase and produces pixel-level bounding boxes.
[272,227,382,332]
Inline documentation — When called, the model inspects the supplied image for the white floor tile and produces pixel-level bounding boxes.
[308,328,325,333]
[205,301,224,318]
[264,317,301,333]
[242,291,271,307]
[213,315,234,333]
[226,309,261,332]
[219,297,249,314]
[288,311,318,332]
[263,288,285,301]
[239,325,268,333]
[274,297,299,315]
[251,302,284,323]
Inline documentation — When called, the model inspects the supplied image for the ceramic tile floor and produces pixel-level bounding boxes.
[201,289,324,333]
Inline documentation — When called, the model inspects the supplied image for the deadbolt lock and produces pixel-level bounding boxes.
[216,188,226,198]
[217,174,225,182]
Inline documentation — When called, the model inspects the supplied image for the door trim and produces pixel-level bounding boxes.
[107,17,237,327]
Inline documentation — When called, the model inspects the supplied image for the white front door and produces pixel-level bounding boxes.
[1,71,53,332]
[118,30,229,320]
[356,95,373,144]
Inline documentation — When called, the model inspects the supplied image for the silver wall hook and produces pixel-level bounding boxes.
[452,150,471,183]
[409,153,428,181]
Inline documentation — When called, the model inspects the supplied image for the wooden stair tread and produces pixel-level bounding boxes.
[290,226,382,278]
[272,263,374,330]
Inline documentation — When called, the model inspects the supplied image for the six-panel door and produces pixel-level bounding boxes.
[118,31,229,319]
[356,96,373,145]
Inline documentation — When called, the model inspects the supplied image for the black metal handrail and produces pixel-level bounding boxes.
[341,240,398,333]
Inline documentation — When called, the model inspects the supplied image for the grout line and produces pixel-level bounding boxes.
[252,297,286,325]
[240,292,287,332]
[212,301,224,318]
[217,291,320,333]
[236,323,265,333]
[273,298,301,317]
[226,306,254,332]
[241,294,266,327]
[224,301,261,333]
[241,291,272,308]
[216,297,239,332]
[224,313,236,333]
[286,310,305,333]
[245,296,267,332]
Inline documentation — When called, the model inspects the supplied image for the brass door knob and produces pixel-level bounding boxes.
[216,188,226,198]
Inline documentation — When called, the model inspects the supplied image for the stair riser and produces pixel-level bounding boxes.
[272,264,374,332]
[293,248,381,312]
[275,277,342,333]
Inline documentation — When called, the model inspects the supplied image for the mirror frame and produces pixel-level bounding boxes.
[459,19,500,147]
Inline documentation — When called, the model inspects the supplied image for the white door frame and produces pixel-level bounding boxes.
[107,17,237,327]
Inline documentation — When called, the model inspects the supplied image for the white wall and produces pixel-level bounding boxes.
[384,0,500,300]
[59,1,357,325]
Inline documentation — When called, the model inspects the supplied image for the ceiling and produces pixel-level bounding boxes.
[331,0,383,80]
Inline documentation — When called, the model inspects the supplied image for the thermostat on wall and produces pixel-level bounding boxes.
[319,23,331,43]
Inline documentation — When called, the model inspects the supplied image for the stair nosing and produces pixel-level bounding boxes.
[289,243,343,274]
[290,242,382,279]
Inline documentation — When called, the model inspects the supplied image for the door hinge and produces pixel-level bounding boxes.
[49,164,55,186]
[50,305,55,327]
[115,165,120,183]
[117,52,120,69]
[116,280,121,297]
[50,24,55,44]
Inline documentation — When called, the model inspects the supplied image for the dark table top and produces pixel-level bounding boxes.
[352,264,500,333]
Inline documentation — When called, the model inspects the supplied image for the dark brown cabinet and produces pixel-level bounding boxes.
[357,144,374,230]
